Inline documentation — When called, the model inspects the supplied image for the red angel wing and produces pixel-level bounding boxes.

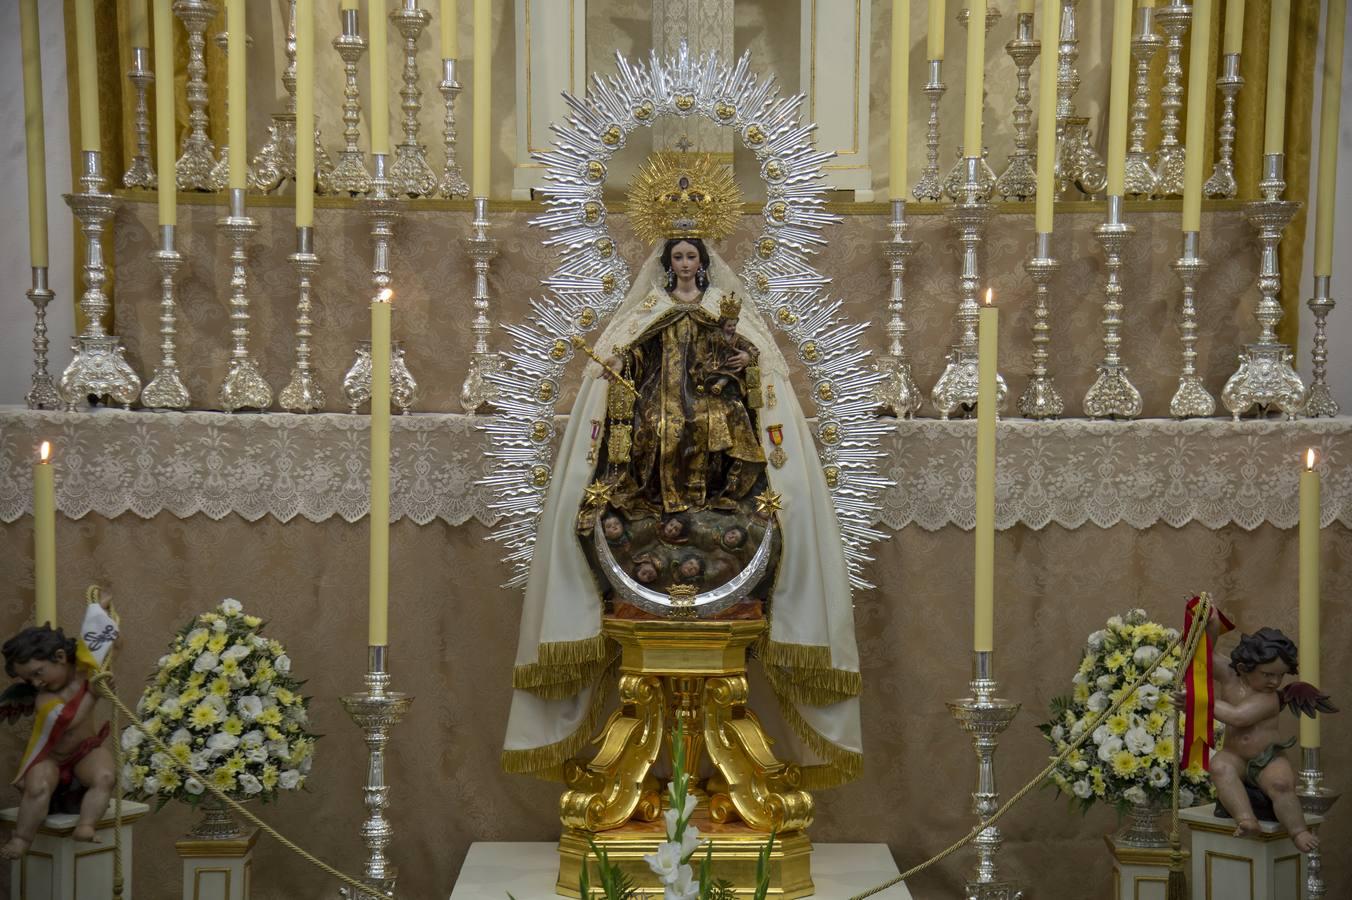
[1279,682,1339,718]
[0,682,37,724]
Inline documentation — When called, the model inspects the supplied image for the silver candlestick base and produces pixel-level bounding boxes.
[1124,7,1162,197]
[944,149,998,202]
[217,188,273,412]
[1084,195,1142,419]
[913,60,947,202]
[173,0,218,191]
[123,47,157,189]
[1055,0,1107,197]
[1222,154,1306,420]
[946,651,1023,900]
[1296,746,1339,900]
[337,646,414,899]
[280,226,326,413]
[1204,53,1243,199]
[1152,0,1191,197]
[874,199,921,418]
[343,340,418,415]
[332,9,372,195]
[437,59,470,198]
[252,0,335,194]
[461,197,501,413]
[1169,231,1214,418]
[388,1,438,198]
[996,13,1039,201]
[59,151,142,411]
[1018,233,1064,419]
[140,224,192,409]
[24,267,60,409]
[1305,275,1339,417]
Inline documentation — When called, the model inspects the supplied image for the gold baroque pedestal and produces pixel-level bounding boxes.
[556,615,815,899]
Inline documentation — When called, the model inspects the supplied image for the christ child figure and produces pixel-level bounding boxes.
[704,294,758,401]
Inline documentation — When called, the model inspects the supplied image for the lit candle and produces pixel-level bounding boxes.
[1299,449,1320,748]
[369,0,390,156]
[1181,0,1213,232]
[295,0,314,225]
[472,0,491,197]
[1313,0,1347,278]
[153,0,176,226]
[226,0,246,189]
[19,0,47,267]
[442,0,458,58]
[928,0,945,61]
[128,0,149,47]
[369,290,393,647]
[74,0,100,152]
[1263,0,1290,156]
[1222,0,1245,55]
[890,0,909,200]
[1104,0,1132,197]
[962,0,986,156]
[1034,0,1059,233]
[974,288,997,653]
[34,442,55,628]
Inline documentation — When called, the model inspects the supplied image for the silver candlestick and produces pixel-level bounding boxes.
[913,60,947,202]
[1055,0,1106,197]
[359,153,418,415]
[1152,0,1191,197]
[1297,746,1339,900]
[1222,154,1306,419]
[25,267,60,409]
[1305,276,1339,417]
[217,188,273,411]
[140,224,191,409]
[996,12,1039,202]
[279,226,326,413]
[338,647,414,899]
[343,340,419,415]
[947,651,1023,900]
[1204,53,1243,199]
[944,7,1002,198]
[874,199,921,418]
[173,0,218,191]
[437,59,470,198]
[1169,231,1214,418]
[1084,195,1142,419]
[123,47,156,189]
[208,31,255,192]
[933,158,1007,419]
[388,0,438,197]
[461,197,501,413]
[252,0,336,194]
[1124,6,1162,198]
[58,151,142,411]
[332,8,373,195]
[1018,232,1064,419]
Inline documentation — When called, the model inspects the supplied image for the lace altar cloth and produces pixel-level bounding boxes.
[1,408,1348,530]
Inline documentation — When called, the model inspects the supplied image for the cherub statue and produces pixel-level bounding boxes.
[0,595,120,858]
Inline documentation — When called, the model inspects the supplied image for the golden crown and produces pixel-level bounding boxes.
[719,293,742,319]
[627,153,743,245]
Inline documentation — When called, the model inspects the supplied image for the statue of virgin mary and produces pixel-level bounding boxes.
[502,154,862,789]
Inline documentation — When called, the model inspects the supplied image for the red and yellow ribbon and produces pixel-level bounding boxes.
[1181,596,1234,771]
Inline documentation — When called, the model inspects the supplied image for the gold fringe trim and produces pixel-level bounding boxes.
[537,633,609,667]
[759,638,835,671]
[759,638,862,707]
[510,634,612,700]
[762,667,863,790]
[501,661,616,782]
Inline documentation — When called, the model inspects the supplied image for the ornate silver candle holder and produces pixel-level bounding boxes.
[123,47,156,189]
[332,7,373,195]
[1297,746,1339,900]
[913,60,947,202]
[1169,231,1214,418]
[437,59,470,198]
[343,340,418,414]
[25,267,60,410]
[874,199,921,418]
[1152,0,1191,197]
[251,0,336,194]
[1124,7,1162,198]
[58,151,142,410]
[1084,195,1142,419]
[217,188,273,411]
[1018,232,1064,419]
[172,0,218,191]
[461,197,501,413]
[1222,155,1306,419]
[933,158,1007,419]
[337,646,414,899]
[208,31,255,193]
[388,0,438,197]
[946,651,1023,900]
[280,226,326,413]
[1054,0,1106,197]
[1305,276,1339,417]
[1204,53,1243,199]
[140,224,191,409]
[944,7,1002,198]
[996,12,1039,202]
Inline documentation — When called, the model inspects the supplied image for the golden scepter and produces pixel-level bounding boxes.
[570,335,638,397]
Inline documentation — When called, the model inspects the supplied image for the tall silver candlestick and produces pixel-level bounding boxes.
[58,151,142,410]
[1305,276,1339,417]
[947,651,1023,900]
[913,60,947,202]
[1203,53,1243,198]
[389,0,438,197]
[140,224,191,409]
[25,267,60,410]
[332,8,373,195]
[1084,195,1142,419]
[279,226,325,413]
[123,47,156,189]
[461,198,500,413]
[252,0,335,194]
[996,13,1039,202]
[437,59,470,198]
[944,7,1002,199]
[173,0,218,191]
[932,158,1007,419]
[217,188,273,411]
[874,199,921,418]
[1222,154,1306,419]
[1297,746,1339,900]
[1169,231,1214,418]
[1124,7,1162,198]
[1055,0,1106,197]
[1018,232,1064,419]
[338,646,413,898]
[1152,0,1191,197]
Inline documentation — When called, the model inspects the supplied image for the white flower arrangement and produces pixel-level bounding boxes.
[121,599,316,808]
[1041,608,1214,813]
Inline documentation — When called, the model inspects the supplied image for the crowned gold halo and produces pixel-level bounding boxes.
[627,152,743,245]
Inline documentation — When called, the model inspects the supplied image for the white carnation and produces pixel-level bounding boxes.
[278,769,302,790]
[170,728,193,746]
[1087,630,1107,651]
[157,653,173,668]
[299,754,313,775]
[241,729,265,748]
[1150,666,1174,686]
[1097,736,1123,762]
[246,748,268,764]
[206,732,240,753]
[143,776,160,794]
[1106,616,1124,629]
[221,643,251,663]
[189,751,211,772]
[1092,724,1111,746]
[1124,785,1147,806]
[1072,670,1087,686]
[212,618,227,633]
[1072,779,1093,799]
[1096,675,1115,691]
[266,739,289,758]
[121,727,145,751]
[220,598,243,616]
[1180,788,1196,808]
[160,697,181,717]
[1148,767,1169,788]
[1136,684,1160,710]
[1124,726,1155,756]
[192,652,220,673]
[150,752,172,771]
[1088,691,1110,713]
[185,777,205,795]
[274,654,291,674]
[238,773,263,795]
[1133,646,1161,667]
[1051,725,1065,742]
[237,696,264,720]
[1125,608,1147,625]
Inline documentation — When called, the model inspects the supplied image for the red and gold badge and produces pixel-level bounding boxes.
[766,424,787,469]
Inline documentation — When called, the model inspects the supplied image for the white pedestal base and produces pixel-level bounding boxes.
[1104,835,1185,900]
[0,800,149,900]
[1180,805,1319,900]
[177,828,259,900]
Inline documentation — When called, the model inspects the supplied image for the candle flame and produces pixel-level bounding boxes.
[39,441,50,463]
[377,288,393,303]
[1306,448,1316,471]
[984,288,993,306]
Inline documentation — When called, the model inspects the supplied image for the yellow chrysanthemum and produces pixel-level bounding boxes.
[1146,711,1167,734]
[253,661,275,683]
[1111,750,1140,778]
[187,631,209,652]
[189,702,222,729]
[187,672,206,688]
[222,716,244,737]
[166,651,188,669]
[1078,655,1095,677]
[220,658,241,677]
[160,770,182,791]
[225,754,246,775]
[261,765,279,790]
[257,707,283,727]
[275,687,296,707]
[209,677,231,697]
[1073,683,1090,704]
[210,767,237,791]
[179,687,203,707]
[243,615,262,628]
[169,743,192,766]
[264,726,284,742]
[1154,737,1175,763]
[1105,651,1128,671]
[142,718,164,736]
[207,634,228,654]
[1090,768,1107,797]
[1107,714,1130,736]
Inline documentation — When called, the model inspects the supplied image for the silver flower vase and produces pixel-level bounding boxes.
[187,795,249,840]
[1114,795,1168,848]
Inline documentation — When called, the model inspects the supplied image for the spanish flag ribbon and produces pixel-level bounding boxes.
[1181,596,1234,772]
